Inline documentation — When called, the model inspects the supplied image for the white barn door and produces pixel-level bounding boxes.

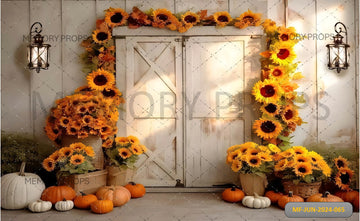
[184,36,256,187]
[124,37,184,186]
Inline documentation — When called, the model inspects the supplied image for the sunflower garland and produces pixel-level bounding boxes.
[234,9,262,29]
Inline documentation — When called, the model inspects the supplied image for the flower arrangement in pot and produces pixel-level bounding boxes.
[104,135,147,185]
[226,142,280,196]
[273,146,331,198]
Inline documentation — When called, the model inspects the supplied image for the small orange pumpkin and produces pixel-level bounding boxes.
[265,190,283,204]
[335,190,359,203]
[278,191,304,209]
[96,186,131,207]
[41,186,76,204]
[222,186,245,203]
[90,199,113,214]
[307,191,343,202]
[124,182,146,198]
[353,194,359,212]
[74,192,98,209]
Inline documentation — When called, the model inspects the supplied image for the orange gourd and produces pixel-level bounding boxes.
[278,191,304,209]
[265,190,283,204]
[307,191,343,202]
[74,192,98,209]
[124,182,146,198]
[90,199,113,214]
[335,190,359,203]
[41,186,76,204]
[96,186,131,207]
[353,194,359,212]
[222,186,245,203]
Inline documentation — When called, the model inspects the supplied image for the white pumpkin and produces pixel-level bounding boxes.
[242,193,271,209]
[28,200,52,213]
[1,162,45,209]
[55,199,74,211]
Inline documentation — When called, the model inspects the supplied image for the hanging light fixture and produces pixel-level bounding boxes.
[326,22,350,73]
[27,22,51,73]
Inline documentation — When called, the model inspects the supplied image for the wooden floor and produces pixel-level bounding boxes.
[1,193,359,221]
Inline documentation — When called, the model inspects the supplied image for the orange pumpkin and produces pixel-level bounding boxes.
[96,186,131,207]
[124,182,146,198]
[41,186,76,204]
[335,190,359,203]
[265,190,283,204]
[90,199,113,214]
[353,194,359,212]
[74,192,98,209]
[307,191,343,202]
[222,186,245,203]
[278,191,304,209]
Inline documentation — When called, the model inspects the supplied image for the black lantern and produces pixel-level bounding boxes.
[27,22,50,73]
[326,22,350,73]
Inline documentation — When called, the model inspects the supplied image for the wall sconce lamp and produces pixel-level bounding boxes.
[27,22,51,73]
[326,22,350,73]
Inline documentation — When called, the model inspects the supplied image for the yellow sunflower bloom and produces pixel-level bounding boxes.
[252,79,283,104]
[152,9,173,28]
[66,124,78,136]
[253,118,283,140]
[70,154,85,165]
[74,85,92,93]
[231,159,242,172]
[316,160,331,177]
[294,162,312,177]
[246,155,262,167]
[335,167,354,191]
[70,142,86,151]
[268,144,281,153]
[227,145,241,153]
[334,156,349,169]
[281,104,299,124]
[59,147,74,157]
[49,150,64,162]
[92,29,111,44]
[292,146,308,155]
[274,159,288,171]
[258,145,270,153]
[139,144,147,153]
[234,9,262,29]
[268,66,289,80]
[258,152,272,162]
[260,103,280,117]
[213,11,232,27]
[115,137,130,146]
[42,158,56,172]
[277,26,297,42]
[59,116,71,128]
[84,146,95,157]
[270,41,296,66]
[105,8,129,27]
[226,150,241,164]
[247,148,260,156]
[127,135,140,145]
[87,69,115,91]
[118,147,132,159]
[273,153,284,161]
[280,148,295,158]
[181,11,200,25]
[102,138,114,149]
[307,151,323,164]
[262,19,277,34]
[294,154,310,163]
[130,144,143,155]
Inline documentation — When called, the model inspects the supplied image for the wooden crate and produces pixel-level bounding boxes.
[107,166,135,186]
[58,170,107,194]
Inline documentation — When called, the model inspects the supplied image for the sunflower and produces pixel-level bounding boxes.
[127,135,140,145]
[152,9,173,28]
[262,19,277,34]
[92,29,111,44]
[66,124,78,136]
[268,144,281,153]
[59,116,71,128]
[102,138,114,148]
[294,154,310,163]
[247,148,260,156]
[292,146,308,155]
[260,103,280,117]
[294,162,312,177]
[234,9,262,29]
[335,167,354,190]
[277,26,297,42]
[181,11,200,25]
[82,115,95,126]
[227,145,241,153]
[272,153,284,161]
[115,137,129,146]
[315,160,331,177]
[258,145,270,153]
[100,125,113,136]
[130,144,143,155]
[83,146,95,157]
[252,79,283,104]
[226,150,241,164]
[281,81,299,100]
[274,159,288,171]
[268,66,289,80]
[280,148,295,158]
[70,154,85,165]
[253,118,283,140]
[42,158,55,172]
[45,123,60,141]
[118,147,132,159]
[307,151,323,164]
[49,150,64,162]
[139,144,147,153]
[334,156,349,169]
[231,159,242,172]
[270,41,296,66]
[102,86,121,100]
[213,11,232,27]
[258,152,272,162]
[87,69,115,91]
[105,8,129,27]
[85,102,97,113]
[75,85,93,93]
[246,155,262,167]
[59,147,74,157]
[282,104,299,124]
[70,142,86,151]
[76,104,88,115]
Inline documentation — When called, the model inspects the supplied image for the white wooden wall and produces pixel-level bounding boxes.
[1,0,359,151]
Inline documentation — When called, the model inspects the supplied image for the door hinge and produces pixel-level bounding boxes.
[175,179,184,187]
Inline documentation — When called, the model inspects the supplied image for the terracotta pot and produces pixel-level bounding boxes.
[239,173,268,196]
[107,166,136,186]
[62,135,104,170]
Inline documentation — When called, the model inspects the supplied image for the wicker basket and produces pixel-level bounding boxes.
[282,180,321,198]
